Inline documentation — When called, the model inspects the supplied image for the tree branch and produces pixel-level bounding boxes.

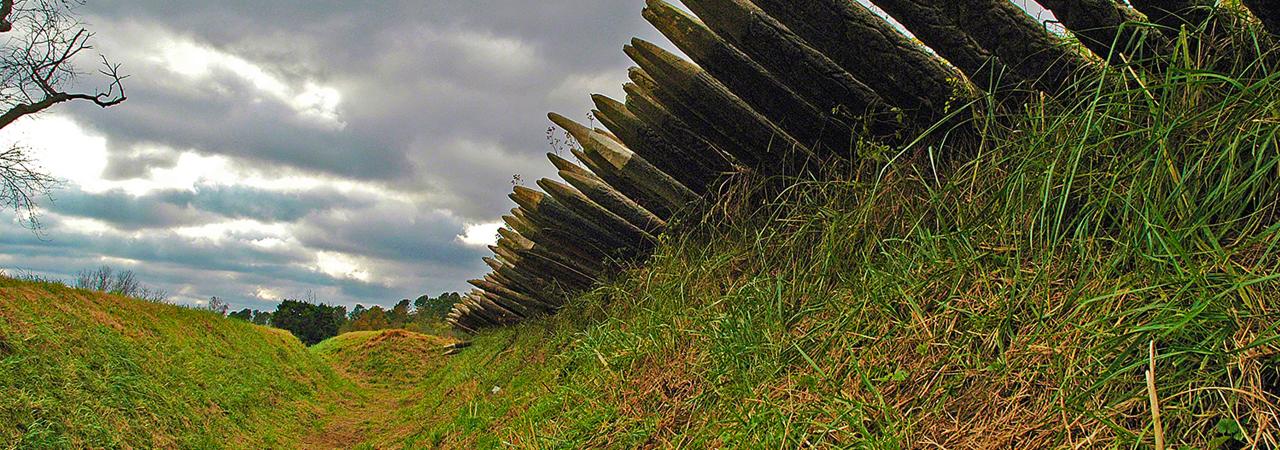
[0,54,125,129]
[0,0,123,230]
[0,143,57,230]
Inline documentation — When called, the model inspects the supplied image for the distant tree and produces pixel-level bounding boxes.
[331,304,347,330]
[0,0,127,228]
[403,292,462,335]
[204,296,228,316]
[349,304,367,321]
[413,292,458,321]
[250,310,272,326]
[74,265,167,302]
[441,292,461,310]
[136,286,168,303]
[74,265,113,292]
[389,298,411,325]
[339,303,368,333]
[75,265,134,295]
[111,269,138,296]
[227,308,252,321]
[271,298,346,346]
[348,305,390,331]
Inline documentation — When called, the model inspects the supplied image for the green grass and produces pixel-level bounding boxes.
[361,26,1280,448]
[0,278,352,449]
[312,329,455,386]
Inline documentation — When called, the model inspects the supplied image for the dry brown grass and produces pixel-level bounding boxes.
[620,351,707,441]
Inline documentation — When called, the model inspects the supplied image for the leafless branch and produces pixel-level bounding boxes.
[0,143,57,228]
[0,0,122,228]
[0,4,126,128]
[0,54,125,128]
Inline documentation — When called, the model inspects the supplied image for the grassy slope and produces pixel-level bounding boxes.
[306,329,458,448]
[380,185,1280,447]
[367,35,1280,448]
[312,329,456,386]
[0,278,351,449]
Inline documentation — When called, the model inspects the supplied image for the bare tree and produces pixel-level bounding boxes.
[110,266,137,295]
[0,0,125,227]
[135,285,167,302]
[205,296,228,316]
[0,0,126,125]
[74,264,169,302]
[74,263,112,291]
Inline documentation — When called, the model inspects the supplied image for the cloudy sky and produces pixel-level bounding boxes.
[0,1,1050,311]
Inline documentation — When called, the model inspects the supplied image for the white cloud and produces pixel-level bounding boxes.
[253,287,282,301]
[173,219,289,241]
[250,237,289,249]
[0,114,233,195]
[394,26,544,86]
[0,113,419,207]
[447,30,540,77]
[60,217,114,235]
[457,222,502,247]
[0,115,110,191]
[314,251,371,282]
[153,37,346,129]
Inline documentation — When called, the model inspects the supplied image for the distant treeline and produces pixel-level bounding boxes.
[225,292,462,345]
[2,265,459,346]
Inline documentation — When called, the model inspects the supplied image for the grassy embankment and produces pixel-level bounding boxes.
[0,279,456,449]
[360,26,1280,448]
[0,278,352,448]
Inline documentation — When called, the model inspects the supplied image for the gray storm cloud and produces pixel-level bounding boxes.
[4,0,667,310]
